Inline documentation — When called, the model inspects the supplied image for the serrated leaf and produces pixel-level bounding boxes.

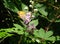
[34,3,43,8]
[0,31,13,38]
[34,28,45,38]
[6,28,24,35]
[35,3,48,16]
[5,28,15,32]
[29,19,38,26]
[34,30,40,37]
[14,24,24,29]
[39,6,48,17]
[39,28,45,38]
[3,0,19,12]
[0,32,7,38]
[45,31,53,38]
[47,36,55,41]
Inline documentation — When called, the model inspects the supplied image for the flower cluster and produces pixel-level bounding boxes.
[17,11,34,24]
[17,11,36,33]
[24,12,31,24]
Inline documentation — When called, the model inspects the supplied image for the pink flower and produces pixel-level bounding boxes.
[23,12,35,24]
[24,19,31,24]
[24,12,31,24]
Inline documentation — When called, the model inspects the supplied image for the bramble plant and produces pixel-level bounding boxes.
[0,0,60,44]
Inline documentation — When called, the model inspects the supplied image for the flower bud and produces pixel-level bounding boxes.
[34,9,38,12]
[32,15,35,18]
[29,5,33,8]
[30,0,32,3]
[30,0,34,4]
[24,6,28,10]
[55,0,57,2]
[31,1,34,4]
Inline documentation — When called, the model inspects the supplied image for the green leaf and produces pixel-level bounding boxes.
[34,28,45,38]
[6,33,13,37]
[3,0,19,12]
[6,28,24,35]
[16,30,24,35]
[8,28,24,35]
[0,32,7,38]
[35,3,48,16]
[25,32,29,36]
[45,31,53,38]
[22,3,28,12]
[1,27,24,35]
[47,36,55,41]
[55,19,60,22]
[4,28,15,32]
[29,19,38,26]
[34,3,43,8]
[14,24,24,29]
[56,36,60,40]
[34,30,40,37]
[39,6,48,17]
[38,28,45,38]
[0,31,13,38]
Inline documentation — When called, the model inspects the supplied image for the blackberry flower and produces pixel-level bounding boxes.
[26,24,36,33]
[24,12,32,24]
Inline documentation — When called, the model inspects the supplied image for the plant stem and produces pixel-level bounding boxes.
[46,19,55,32]
[18,36,22,44]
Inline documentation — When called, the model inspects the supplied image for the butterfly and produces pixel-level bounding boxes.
[17,11,32,24]
[17,11,36,24]
[17,11,26,20]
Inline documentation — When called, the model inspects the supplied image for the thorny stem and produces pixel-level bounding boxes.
[45,14,59,32]
[45,3,60,31]
[39,12,59,32]
[39,14,50,22]
[46,19,55,32]
[47,3,59,9]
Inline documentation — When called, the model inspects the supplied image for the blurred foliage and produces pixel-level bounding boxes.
[0,0,60,44]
